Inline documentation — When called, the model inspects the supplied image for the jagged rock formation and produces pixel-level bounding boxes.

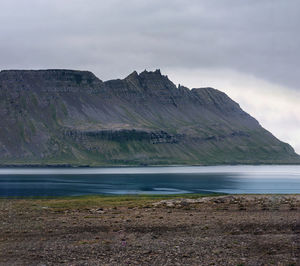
[0,69,299,166]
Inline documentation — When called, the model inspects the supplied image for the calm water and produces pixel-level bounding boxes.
[1,165,300,197]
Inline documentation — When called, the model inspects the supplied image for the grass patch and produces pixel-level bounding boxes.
[5,193,221,211]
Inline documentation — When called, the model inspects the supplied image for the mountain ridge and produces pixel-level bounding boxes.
[0,68,299,166]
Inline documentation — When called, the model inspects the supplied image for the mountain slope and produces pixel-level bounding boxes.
[0,69,299,166]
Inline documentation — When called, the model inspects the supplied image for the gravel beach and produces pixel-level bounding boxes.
[1,195,300,265]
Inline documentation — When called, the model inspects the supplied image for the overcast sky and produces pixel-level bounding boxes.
[1,0,299,152]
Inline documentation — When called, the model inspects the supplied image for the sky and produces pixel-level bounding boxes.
[0,0,299,153]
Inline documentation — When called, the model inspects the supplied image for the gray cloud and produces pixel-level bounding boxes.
[1,0,299,87]
[1,0,299,151]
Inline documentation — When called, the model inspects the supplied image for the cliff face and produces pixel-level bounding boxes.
[0,69,299,166]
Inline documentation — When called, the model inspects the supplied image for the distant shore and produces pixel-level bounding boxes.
[1,162,300,168]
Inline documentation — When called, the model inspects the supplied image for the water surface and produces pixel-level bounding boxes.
[1,165,300,197]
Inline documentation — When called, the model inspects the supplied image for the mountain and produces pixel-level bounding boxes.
[0,69,299,166]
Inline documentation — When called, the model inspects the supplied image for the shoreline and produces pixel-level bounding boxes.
[1,192,300,200]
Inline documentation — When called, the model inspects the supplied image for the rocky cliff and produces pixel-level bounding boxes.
[0,69,299,166]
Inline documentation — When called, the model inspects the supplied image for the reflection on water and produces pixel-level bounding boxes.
[0,165,300,196]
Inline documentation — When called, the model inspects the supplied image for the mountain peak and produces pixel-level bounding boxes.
[123,69,176,92]
[125,70,139,80]
[139,69,162,77]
